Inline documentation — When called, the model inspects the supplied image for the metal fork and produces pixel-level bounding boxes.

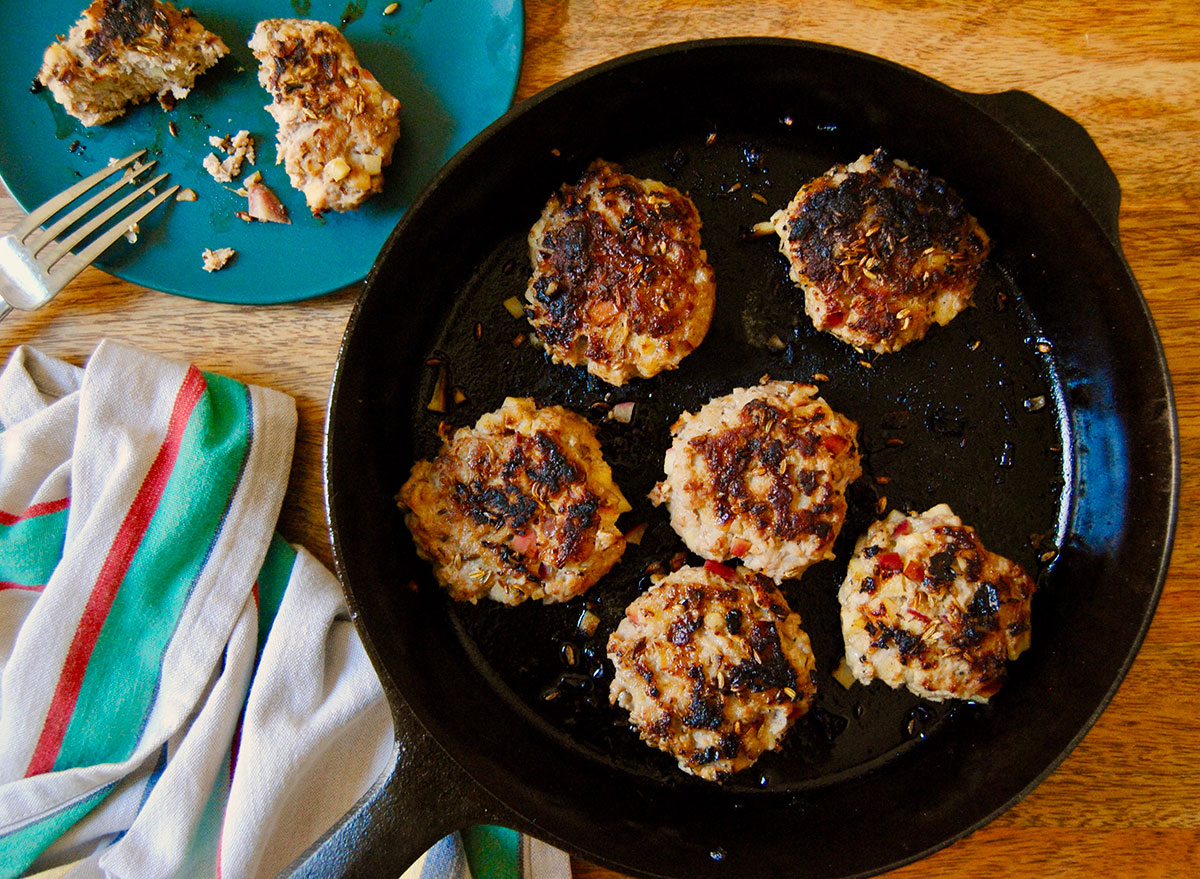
[0,150,178,320]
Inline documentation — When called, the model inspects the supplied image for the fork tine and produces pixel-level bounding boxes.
[27,161,158,256]
[12,150,147,239]
[40,172,171,270]
[54,184,179,282]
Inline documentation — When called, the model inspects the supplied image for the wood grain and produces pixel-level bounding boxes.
[3,2,1198,877]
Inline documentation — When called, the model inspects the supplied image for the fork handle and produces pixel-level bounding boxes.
[0,300,11,322]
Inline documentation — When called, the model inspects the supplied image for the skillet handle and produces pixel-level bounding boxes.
[966,89,1122,245]
[285,698,514,878]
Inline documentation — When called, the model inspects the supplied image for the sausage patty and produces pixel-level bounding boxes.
[36,0,228,126]
[838,504,1036,702]
[397,397,629,605]
[524,159,716,386]
[249,18,401,215]
[771,149,990,354]
[608,563,817,781]
[650,380,862,582]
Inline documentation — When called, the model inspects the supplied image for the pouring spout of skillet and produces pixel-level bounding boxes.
[308,38,1179,879]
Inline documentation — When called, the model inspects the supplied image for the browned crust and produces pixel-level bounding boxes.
[83,0,177,62]
[688,394,852,543]
[525,159,715,385]
[397,398,627,605]
[774,149,990,352]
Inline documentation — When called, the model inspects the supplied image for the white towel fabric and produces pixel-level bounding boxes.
[0,341,572,879]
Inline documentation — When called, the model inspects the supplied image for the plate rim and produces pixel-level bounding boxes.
[0,0,526,305]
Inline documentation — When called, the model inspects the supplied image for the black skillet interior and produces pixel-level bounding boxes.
[324,38,1178,879]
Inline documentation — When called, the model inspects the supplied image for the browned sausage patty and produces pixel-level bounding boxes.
[771,149,990,353]
[524,159,716,386]
[36,0,228,126]
[650,381,862,582]
[838,504,1036,702]
[249,18,401,215]
[397,397,629,605]
[608,563,817,781]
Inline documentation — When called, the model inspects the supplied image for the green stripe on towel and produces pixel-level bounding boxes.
[462,826,520,879]
[0,786,110,879]
[0,505,68,588]
[254,533,296,658]
[52,372,252,772]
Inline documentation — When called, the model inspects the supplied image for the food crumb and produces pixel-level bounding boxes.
[245,180,290,224]
[384,2,399,12]
[202,247,237,272]
[203,130,256,182]
[203,152,238,182]
[176,188,198,202]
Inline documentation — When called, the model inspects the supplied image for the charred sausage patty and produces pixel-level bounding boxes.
[398,397,629,605]
[608,563,817,781]
[771,149,990,354]
[525,159,716,386]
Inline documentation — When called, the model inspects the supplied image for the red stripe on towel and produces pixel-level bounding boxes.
[0,582,45,592]
[0,497,70,526]
[24,367,207,778]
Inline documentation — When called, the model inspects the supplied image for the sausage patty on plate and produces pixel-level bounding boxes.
[249,18,401,215]
[37,0,228,126]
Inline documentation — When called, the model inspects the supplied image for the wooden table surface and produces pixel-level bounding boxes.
[3,2,1197,877]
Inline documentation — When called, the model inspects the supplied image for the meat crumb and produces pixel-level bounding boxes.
[203,130,257,182]
[202,247,237,272]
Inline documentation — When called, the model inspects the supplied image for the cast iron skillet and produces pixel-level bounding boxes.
[303,38,1178,879]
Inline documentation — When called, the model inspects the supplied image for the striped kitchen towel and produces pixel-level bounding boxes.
[0,338,393,879]
[0,340,395,878]
[0,341,571,879]
[400,828,571,879]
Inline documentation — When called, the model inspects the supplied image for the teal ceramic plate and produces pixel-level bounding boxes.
[0,0,523,303]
